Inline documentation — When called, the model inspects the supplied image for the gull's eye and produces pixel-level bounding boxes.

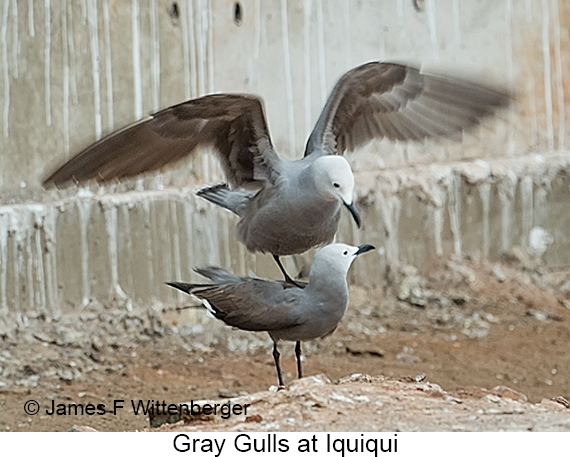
[333,182,340,188]
[343,250,348,255]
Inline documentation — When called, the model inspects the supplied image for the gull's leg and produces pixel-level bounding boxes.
[295,341,303,379]
[273,255,304,288]
[272,341,285,386]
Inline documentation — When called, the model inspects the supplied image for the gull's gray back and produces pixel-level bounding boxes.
[236,162,342,255]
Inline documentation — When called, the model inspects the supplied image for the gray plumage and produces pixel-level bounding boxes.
[44,62,510,281]
[167,242,375,386]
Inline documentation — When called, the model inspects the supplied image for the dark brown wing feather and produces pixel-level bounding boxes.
[43,94,279,188]
[305,62,511,156]
[169,280,304,332]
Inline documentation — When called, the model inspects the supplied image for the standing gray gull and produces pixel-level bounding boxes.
[43,62,510,283]
[167,242,375,386]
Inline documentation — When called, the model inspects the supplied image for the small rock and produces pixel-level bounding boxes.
[484,394,501,404]
[218,389,241,399]
[89,351,103,363]
[451,294,468,306]
[33,332,55,344]
[444,395,463,404]
[58,368,81,382]
[491,386,528,402]
[69,425,99,432]
[17,375,40,387]
[550,396,570,409]
[527,309,548,321]
[396,352,420,364]
[56,329,88,348]
[491,266,507,282]
[539,398,568,410]
[289,374,331,391]
[446,262,477,284]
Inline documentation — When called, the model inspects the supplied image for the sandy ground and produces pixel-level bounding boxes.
[1,251,570,431]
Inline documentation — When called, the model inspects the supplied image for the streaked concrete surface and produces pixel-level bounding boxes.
[1,152,569,317]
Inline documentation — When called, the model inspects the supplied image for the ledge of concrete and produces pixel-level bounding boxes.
[1,151,569,321]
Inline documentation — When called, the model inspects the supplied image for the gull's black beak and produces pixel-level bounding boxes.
[355,244,375,256]
[344,201,361,228]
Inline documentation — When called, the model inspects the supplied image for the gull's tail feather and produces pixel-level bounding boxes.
[196,184,253,216]
[166,282,195,294]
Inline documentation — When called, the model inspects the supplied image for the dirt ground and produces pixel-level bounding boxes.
[1,250,570,431]
[149,374,570,432]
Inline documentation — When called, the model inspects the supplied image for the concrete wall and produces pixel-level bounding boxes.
[0,0,569,318]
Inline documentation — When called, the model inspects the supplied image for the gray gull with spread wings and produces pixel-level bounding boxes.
[44,62,510,284]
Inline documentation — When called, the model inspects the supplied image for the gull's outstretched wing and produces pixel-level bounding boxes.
[44,94,281,188]
[305,61,511,156]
